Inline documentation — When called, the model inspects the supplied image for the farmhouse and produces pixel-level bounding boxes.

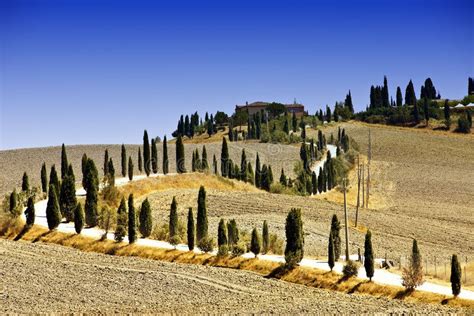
[235,101,305,118]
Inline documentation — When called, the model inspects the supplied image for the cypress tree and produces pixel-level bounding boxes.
[128,156,133,180]
[444,100,451,129]
[268,166,273,186]
[128,194,137,243]
[139,198,152,238]
[138,147,143,173]
[143,130,151,176]
[285,208,304,267]
[364,230,374,281]
[85,182,98,227]
[169,196,178,242]
[81,153,88,178]
[151,139,158,174]
[250,227,261,258]
[396,86,403,107]
[240,149,247,181]
[292,112,297,132]
[255,153,261,188]
[9,189,17,214]
[107,158,115,186]
[311,171,317,195]
[213,154,218,174]
[41,163,48,193]
[405,80,417,106]
[280,168,287,186]
[330,214,341,261]
[328,231,335,271]
[218,219,228,248]
[114,197,127,242]
[74,202,84,234]
[162,135,169,174]
[318,167,324,193]
[61,143,68,179]
[220,137,229,177]
[283,119,289,134]
[450,254,462,297]
[423,98,429,124]
[25,196,35,226]
[22,172,29,191]
[196,186,208,242]
[104,149,109,176]
[262,220,269,254]
[261,165,269,191]
[227,219,239,247]
[46,184,61,230]
[176,135,186,173]
[402,239,424,290]
[49,165,60,196]
[59,171,76,222]
[202,145,209,171]
[187,207,195,251]
[382,76,389,107]
[121,144,127,177]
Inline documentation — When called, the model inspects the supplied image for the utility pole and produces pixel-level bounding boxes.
[355,155,361,227]
[361,164,365,208]
[366,129,371,208]
[343,178,350,261]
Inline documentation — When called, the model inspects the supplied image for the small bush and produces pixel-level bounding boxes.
[169,235,181,247]
[231,241,247,256]
[268,233,284,255]
[100,185,120,206]
[342,260,359,278]
[198,236,215,253]
[217,245,229,257]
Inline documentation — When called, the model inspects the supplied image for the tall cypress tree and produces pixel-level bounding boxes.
[292,112,297,132]
[59,171,76,222]
[114,197,127,242]
[405,80,417,106]
[196,186,208,242]
[169,196,178,242]
[262,220,269,254]
[107,159,115,186]
[240,149,247,181]
[396,86,403,107]
[285,208,304,267]
[9,189,18,214]
[41,163,48,193]
[220,137,229,177]
[151,139,158,174]
[74,202,84,234]
[311,171,317,195]
[450,254,462,297]
[104,149,109,177]
[49,165,60,197]
[201,145,208,171]
[22,172,29,192]
[187,207,195,251]
[250,227,261,258]
[162,135,169,174]
[128,194,137,243]
[61,143,68,179]
[143,130,151,176]
[46,184,61,230]
[138,147,143,173]
[364,230,374,281]
[25,196,35,226]
[121,144,127,177]
[176,135,186,173]
[255,153,261,188]
[280,168,287,186]
[213,154,218,174]
[330,214,341,261]
[382,76,389,107]
[139,198,152,238]
[328,231,335,271]
[402,239,424,290]
[444,100,451,130]
[84,159,99,227]
[218,219,228,249]
[423,98,430,124]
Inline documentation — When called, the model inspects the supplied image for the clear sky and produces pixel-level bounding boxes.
[1,0,473,149]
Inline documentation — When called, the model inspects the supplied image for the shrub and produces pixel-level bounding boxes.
[231,241,246,256]
[456,114,471,133]
[169,235,181,247]
[198,236,215,253]
[217,245,229,257]
[268,233,284,254]
[342,260,359,278]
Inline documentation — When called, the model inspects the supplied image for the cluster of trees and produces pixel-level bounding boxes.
[175,112,201,138]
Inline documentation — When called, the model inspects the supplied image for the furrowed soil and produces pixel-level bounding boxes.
[0,239,465,314]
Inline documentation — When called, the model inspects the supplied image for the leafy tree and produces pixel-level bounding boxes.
[402,239,424,290]
[61,143,68,179]
[138,147,143,173]
[250,227,261,258]
[143,130,151,176]
[139,198,152,238]
[328,231,335,271]
[46,184,61,230]
[25,196,35,226]
[74,202,84,234]
[187,207,195,251]
[420,77,437,99]
[128,156,134,180]
[9,189,18,214]
[396,86,403,107]
[41,163,48,193]
[22,172,29,191]
[169,196,178,242]
[114,197,127,242]
[162,135,169,174]
[262,220,269,254]
[330,214,341,261]
[151,139,158,174]
[450,254,462,297]
[59,171,76,222]
[220,137,229,177]
[364,230,374,281]
[196,186,208,243]
[285,208,304,267]
[128,194,137,243]
[49,165,60,196]
[104,149,109,176]
[405,80,417,105]
[176,135,186,173]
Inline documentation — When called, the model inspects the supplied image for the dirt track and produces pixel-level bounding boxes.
[0,239,463,314]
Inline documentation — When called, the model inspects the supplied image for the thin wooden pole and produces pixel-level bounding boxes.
[343,178,350,261]
[361,164,365,208]
[355,156,361,227]
[366,163,370,208]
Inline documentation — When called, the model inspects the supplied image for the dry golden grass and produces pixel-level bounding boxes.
[2,217,472,310]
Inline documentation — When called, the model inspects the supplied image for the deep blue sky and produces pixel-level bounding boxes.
[1,0,473,149]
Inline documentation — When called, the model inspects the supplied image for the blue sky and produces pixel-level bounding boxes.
[1,0,473,149]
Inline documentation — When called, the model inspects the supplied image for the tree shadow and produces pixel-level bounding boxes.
[32,230,51,243]
[265,263,293,279]
[105,243,130,255]
[348,280,368,294]
[14,224,32,241]
[394,288,414,300]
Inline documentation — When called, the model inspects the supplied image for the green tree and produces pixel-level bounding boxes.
[213,154,218,174]
[41,163,48,193]
[364,230,374,281]
[444,100,451,130]
[220,137,229,177]
[423,98,429,125]
[169,196,178,243]
[104,149,109,176]
[143,130,151,176]
[218,219,228,248]
[59,171,77,222]
[151,139,158,174]
[61,143,68,179]
[9,189,18,214]
[128,156,134,180]
[262,220,269,254]
[128,194,137,243]
[402,239,424,290]
[187,207,195,251]
[107,159,115,186]
[396,86,403,107]
[405,80,417,106]
[450,254,462,297]
[196,186,208,243]
[414,103,420,124]
[138,147,143,173]
[240,149,247,181]
[85,182,98,227]
[255,153,261,188]
[285,208,304,267]
[328,231,335,271]
[311,171,317,195]
[49,165,60,196]
[139,198,152,238]
[74,202,84,234]
[81,153,88,178]
[202,145,209,171]
[25,196,35,226]
[162,135,169,174]
[330,215,341,261]
[250,227,261,258]
[176,135,186,173]
[114,197,127,242]
[46,184,61,230]
[280,168,287,186]
[22,172,29,191]
[121,144,127,177]
[292,112,297,132]
[227,219,239,247]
